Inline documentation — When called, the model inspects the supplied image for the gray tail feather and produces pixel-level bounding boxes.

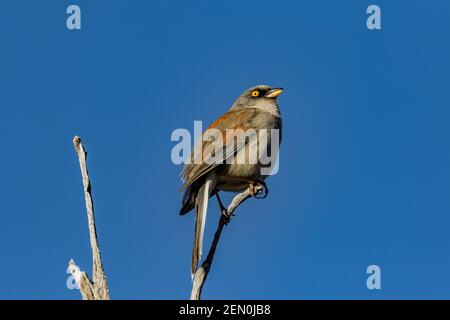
[191,178,213,277]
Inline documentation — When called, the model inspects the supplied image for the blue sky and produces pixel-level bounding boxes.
[0,0,449,299]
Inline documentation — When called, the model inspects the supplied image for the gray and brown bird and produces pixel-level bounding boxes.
[179,85,283,276]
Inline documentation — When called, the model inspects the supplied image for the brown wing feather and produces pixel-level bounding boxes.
[180,108,259,190]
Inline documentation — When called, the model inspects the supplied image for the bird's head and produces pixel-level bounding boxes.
[230,85,284,112]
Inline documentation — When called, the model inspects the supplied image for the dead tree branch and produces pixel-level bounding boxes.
[68,136,110,300]
[190,185,263,300]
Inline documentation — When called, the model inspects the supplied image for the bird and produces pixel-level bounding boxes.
[179,85,283,276]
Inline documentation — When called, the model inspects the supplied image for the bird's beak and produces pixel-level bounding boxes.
[265,88,284,98]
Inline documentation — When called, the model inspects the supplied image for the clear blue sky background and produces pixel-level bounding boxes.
[0,0,449,299]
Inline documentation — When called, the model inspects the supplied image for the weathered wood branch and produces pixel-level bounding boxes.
[190,185,262,300]
[68,136,110,300]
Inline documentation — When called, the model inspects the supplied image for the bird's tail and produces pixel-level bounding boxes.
[191,176,214,277]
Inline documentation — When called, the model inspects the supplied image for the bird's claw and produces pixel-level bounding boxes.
[249,181,269,199]
[221,208,235,225]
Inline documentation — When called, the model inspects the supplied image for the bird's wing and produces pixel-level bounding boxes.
[180,108,259,190]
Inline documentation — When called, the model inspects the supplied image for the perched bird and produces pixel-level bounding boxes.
[179,85,283,276]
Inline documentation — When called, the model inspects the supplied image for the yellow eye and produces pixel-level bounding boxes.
[251,90,260,97]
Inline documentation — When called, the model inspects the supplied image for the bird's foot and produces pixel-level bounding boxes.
[221,208,235,225]
[249,181,269,199]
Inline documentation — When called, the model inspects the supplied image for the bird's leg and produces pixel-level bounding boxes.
[248,180,268,199]
[216,193,233,224]
[215,193,227,215]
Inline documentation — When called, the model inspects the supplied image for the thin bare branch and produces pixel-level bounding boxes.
[69,136,110,300]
